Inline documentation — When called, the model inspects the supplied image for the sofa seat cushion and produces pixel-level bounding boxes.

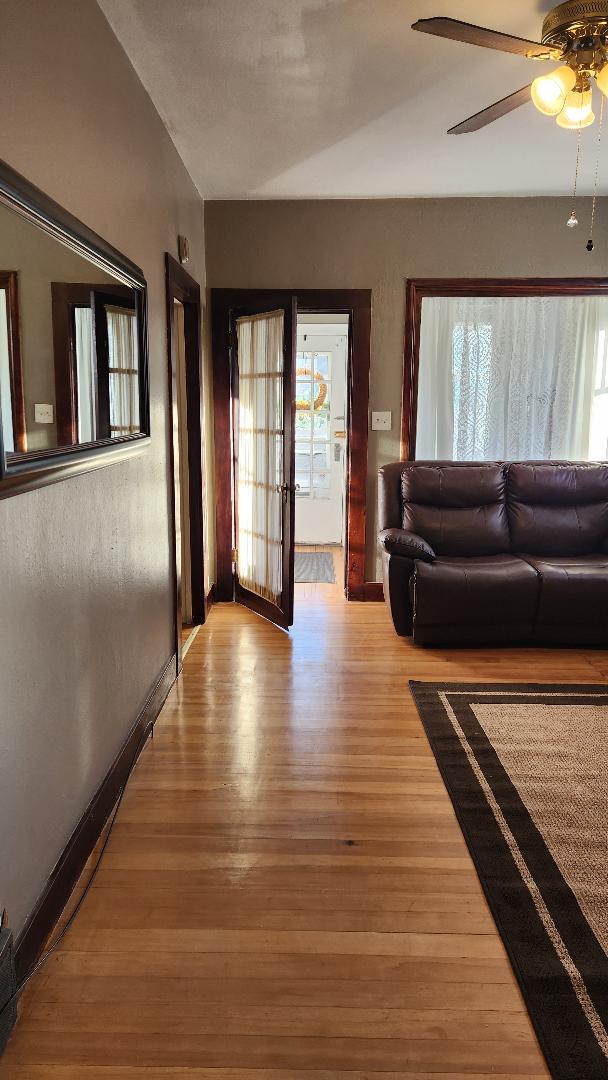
[413,555,539,646]
[519,554,608,645]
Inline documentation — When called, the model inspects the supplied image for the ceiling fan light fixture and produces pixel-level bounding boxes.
[531,65,576,115]
[556,87,594,127]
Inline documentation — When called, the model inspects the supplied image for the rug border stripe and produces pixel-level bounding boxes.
[409,679,608,1080]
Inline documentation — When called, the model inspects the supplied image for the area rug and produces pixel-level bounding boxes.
[410,681,608,1080]
[294,551,336,583]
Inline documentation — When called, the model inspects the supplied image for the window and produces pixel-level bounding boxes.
[106,306,140,437]
[590,327,608,459]
[295,351,332,498]
[412,290,608,461]
[51,284,140,445]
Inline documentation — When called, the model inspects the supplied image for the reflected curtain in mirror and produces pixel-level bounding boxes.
[416,294,606,460]
[236,310,284,605]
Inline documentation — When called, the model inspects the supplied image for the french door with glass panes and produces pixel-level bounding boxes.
[230,298,297,629]
[295,327,348,544]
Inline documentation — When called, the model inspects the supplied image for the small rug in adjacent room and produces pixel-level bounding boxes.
[294,551,336,583]
[410,681,608,1080]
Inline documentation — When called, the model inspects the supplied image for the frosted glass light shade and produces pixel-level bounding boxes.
[556,87,594,128]
[531,65,576,115]
[596,63,608,99]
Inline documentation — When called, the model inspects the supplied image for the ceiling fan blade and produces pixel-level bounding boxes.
[447,84,532,134]
[412,17,561,60]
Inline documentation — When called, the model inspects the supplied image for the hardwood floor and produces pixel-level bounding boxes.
[3,580,607,1078]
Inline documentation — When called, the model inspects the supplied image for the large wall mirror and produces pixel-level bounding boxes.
[0,159,149,497]
[402,278,608,463]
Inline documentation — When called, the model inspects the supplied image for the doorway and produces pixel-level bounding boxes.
[165,254,206,671]
[211,288,375,631]
[294,314,349,595]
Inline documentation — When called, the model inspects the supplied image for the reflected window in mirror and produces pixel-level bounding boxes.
[51,284,141,445]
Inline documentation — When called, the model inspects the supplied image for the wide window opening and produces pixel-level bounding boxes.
[416,294,608,460]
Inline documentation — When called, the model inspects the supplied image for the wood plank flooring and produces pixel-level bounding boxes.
[3,570,607,1078]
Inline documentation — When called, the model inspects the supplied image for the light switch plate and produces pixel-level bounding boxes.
[371,411,392,431]
[34,403,54,424]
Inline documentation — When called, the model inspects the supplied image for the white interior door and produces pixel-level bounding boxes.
[295,321,348,545]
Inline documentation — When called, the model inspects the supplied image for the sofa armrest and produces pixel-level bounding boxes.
[379,528,435,562]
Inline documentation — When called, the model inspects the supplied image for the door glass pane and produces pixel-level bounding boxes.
[313,410,330,438]
[295,440,311,495]
[313,354,330,378]
[312,440,331,494]
[236,310,284,605]
[295,409,312,438]
[295,350,332,499]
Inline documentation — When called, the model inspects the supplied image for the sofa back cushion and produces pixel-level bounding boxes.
[507,463,608,555]
[401,463,509,555]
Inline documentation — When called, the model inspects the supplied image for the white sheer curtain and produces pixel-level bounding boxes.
[0,290,14,452]
[417,295,603,460]
[74,306,96,443]
[236,310,284,605]
[107,307,139,437]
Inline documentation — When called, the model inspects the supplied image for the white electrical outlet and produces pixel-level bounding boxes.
[371,411,392,431]
[34,403,54,424]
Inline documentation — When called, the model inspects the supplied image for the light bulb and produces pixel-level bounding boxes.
[556,87,594,128]
[567,211,578,227]
[597,63,608,99]
[531,65,576,115]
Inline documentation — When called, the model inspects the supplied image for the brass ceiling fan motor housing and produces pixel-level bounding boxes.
[542,1,608,68]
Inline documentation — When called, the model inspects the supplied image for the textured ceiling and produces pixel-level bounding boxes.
[98,0,608,198]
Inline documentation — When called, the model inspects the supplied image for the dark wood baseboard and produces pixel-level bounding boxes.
[206,583,216,610]
[14,653,177,982]
[348,581,384,602]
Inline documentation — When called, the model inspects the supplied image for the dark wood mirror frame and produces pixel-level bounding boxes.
[0,158,150,499]
[401,276,608,459]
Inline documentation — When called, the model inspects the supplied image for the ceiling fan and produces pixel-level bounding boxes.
[413,2,608,133]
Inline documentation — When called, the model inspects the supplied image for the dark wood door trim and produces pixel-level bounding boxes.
[211,287,373,602]
[0,270,27,453]
[165,254,206,673]
[401,276,608,459]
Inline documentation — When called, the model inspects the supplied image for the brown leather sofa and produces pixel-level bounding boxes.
[378,460,608,646]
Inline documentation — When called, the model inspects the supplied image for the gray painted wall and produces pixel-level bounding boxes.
[204,196,608,578]
[0,0,206,933]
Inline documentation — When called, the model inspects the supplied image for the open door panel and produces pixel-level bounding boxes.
[231,297,296,629]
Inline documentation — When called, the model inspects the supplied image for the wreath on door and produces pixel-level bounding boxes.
[295,367,328,411]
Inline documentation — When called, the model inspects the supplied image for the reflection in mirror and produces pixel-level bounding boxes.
[0,197,145,458]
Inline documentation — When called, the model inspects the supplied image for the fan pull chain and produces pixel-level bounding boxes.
[567,123,583,228]
[587,93,604,252]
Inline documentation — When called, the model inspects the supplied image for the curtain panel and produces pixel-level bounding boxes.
[417,294,603,460]
[236,310,284,605]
